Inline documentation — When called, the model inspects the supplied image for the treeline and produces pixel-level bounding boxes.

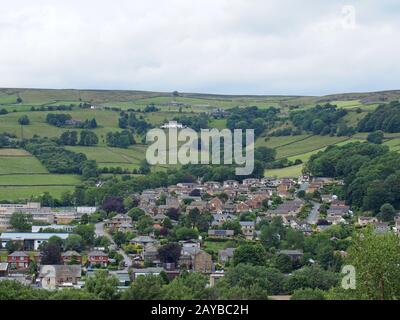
[172,114,209,131]
[46,113,97,129]
[306,142,400,212]
[59,130,98,146]
[23,138,97,178]
[226,106,280,137]
[290,104,348,136]
[358,101,400,133]
[0,133,18,147]
[118,112,152,134]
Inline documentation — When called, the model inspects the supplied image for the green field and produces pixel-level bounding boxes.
[0,174,80,186]
[265,164,304,178]
[0,186,75,200]
[0,156,48,174]
[1,87,399,197]
[275,135,350,159]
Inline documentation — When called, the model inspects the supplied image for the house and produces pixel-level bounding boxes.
[118,223,134,233]
[242,178,260,187]
[87,251,109,267]
[130,235,157,247]
[239,221,255,240]
[186,201,208,213]
[39,265,82,290]
[211,213,236,226]
[236,202,251,213]
[208,229,234,238]
[357,216,378,227]
[109,270,131,288]
[7,251,30,270]
[193,250,213,274]
[204,181,221,191]
[106,214,132,229]
[278,250,303,262]
[208,197,224,213]
[32,224,75,233]
[223,180,239,188]
[61,251,82,265]
[218,248,235,264]
[373,222,390,234]
[210,271,225,287]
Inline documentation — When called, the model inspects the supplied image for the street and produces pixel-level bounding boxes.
[95,222,133,270]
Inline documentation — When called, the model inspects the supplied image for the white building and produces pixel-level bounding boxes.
[160,121,184,129]
[0,232,70,250]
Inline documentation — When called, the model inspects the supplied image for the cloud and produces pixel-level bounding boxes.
[0,0,399,95]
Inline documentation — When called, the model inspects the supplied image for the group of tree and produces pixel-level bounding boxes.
[46,113,97,129]
[305,142,400,213]
[59,130,98,146]
[226,106,280,137]
[290,103,349,136]
[106,130,135,148]
[357,101,400,133]
[23,137,97,178]
[171,114,209,131]
[118,112,152,134]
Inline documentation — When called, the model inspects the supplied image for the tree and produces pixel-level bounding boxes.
[79,130,98,146]
[102,196,125,213]
[41,243,62,265]
[74,224,95,246]
[367,131,384,144]
[273,254,293,273]
[82,160,98,180]
[65,234,84,252]
[113,231,127,247]
[122,275,164,300]
[284,265,339,294]
[59,131,78,145]
[158,242,181,264]
[216,264,280,299]
[345,227,400,300]
[0,280,50,300]
[175,226,199,241]
[232,244,267,266]
[5,240,24,253]
[128,207,145,221]
[18,115,30,125]
[378,203,396,222]
[10,212,33,232]
[84,270,120,300]
[291,288,326,300]
[50,288,98,300]
[136,215,154,234]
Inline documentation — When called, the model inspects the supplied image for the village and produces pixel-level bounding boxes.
[1,174,398,293]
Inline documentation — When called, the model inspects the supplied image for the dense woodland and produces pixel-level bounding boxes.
[357,101,400,133]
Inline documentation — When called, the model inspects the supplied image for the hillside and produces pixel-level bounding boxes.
[1,87,400,201]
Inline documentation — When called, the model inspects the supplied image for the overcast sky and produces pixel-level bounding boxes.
[1,0,399,95]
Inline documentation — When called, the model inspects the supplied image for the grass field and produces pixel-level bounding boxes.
[265,164,304,178]
[275,135,350,159]
[0,156,48,174]
[0,186,75,200]
[0,174,80,186]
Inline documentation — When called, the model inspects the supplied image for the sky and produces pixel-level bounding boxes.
[1,0,400,96]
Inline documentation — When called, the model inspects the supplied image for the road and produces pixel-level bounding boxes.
[307,201,320,224]
[95,222,133,270]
